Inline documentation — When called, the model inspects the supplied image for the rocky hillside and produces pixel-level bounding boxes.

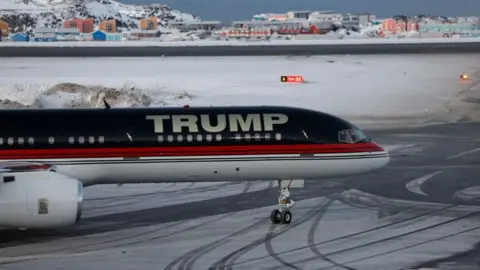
[0,0,199,35]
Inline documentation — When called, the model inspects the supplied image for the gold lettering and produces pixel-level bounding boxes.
[200,114,227,132]
[172,115,199,133]
[263,113,288,131]
[146,115,170,133]
[228,114,262,132]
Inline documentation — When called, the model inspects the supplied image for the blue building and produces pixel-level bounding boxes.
[10,33,29,42]
[107,33,122,41]
[92,30,106,41]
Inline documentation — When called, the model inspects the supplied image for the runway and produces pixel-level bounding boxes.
[1,41,480,57]
[2,121,480,269]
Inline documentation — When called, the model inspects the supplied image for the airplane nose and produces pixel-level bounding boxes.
[376,143,390,168]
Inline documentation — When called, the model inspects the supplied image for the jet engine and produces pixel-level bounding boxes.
[0,171,83,229]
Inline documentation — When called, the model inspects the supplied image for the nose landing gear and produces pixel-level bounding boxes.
[270,180,296,224]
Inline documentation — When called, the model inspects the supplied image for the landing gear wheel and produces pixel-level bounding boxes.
[270,209,281,224]
[281,211,292,224]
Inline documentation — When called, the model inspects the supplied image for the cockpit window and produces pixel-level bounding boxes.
[338,128,370,143]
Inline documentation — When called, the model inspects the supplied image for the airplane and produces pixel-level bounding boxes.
[0,105,390,229]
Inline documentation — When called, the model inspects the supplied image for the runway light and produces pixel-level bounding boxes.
[460,74,468,80]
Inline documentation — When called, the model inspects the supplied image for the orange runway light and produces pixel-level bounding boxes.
[281,75,304,83]
[460,74,468,80]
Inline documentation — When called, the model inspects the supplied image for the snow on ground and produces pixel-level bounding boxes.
[0,0,44,10]
[0,54,478,129]
[1,37,480,46]
[3,195,480,270]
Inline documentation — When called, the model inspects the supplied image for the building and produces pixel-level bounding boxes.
[34,27,56,42]
[92,30,107,41]
[309,11,342,21]
[396,20,418,32]
[253,13,287,21]
[343,13,376,24]
[418,22,480,33]
[169,21,222,31]
[309,21,333,34]
[10,33,29,42]
[34,33,56,42]
[0,20,8,36]
[92,30,122,41]
[55,27,80,41]
[106,33,122,41]
[64,18,94,33]
[286,10,311,20]
[139,17,158,30]
[221,28,272,39]
[99,19,118,33]
[129,30,160,39]
[56,28,80,36]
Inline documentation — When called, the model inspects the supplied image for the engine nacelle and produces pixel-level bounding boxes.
[0,171,83,229]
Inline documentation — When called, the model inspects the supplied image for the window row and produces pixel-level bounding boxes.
[157,133,283,143]
[0,133,284,146]
[0,136,105,146]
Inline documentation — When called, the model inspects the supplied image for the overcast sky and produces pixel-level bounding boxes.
[122,0,480,22]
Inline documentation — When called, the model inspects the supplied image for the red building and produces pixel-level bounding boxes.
[64,18,94,33]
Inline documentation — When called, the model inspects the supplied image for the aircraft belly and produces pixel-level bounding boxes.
[52,153,389,186]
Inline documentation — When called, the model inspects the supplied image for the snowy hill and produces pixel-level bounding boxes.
[0,0,199,35]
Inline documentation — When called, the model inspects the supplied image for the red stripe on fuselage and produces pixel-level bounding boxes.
[0,143,384,159]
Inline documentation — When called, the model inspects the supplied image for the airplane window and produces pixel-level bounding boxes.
[206,134,212,142]
[18,137,24,145]
[177,134,184,142]
[0,138,3,145]
[265,133,271,140]
[349,128,370,142]
[215,134,222,141]
[186,134,193,142]
[235,134,241,141]
[158,135,164,143]
[196,134,203,142]
[254,134,261,141]
[245,133,251,141]
[98,136,104,144]
[275,133,282,140]
[167,135,173,142]
[78,136,85,144]
[88,136,95,144]
[69,137,74,144]
[28,137,34,145]
[7,137,13,145]
[48,137,54,144]
[338,129,370,143]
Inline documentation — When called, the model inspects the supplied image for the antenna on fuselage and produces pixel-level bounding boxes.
[103,99,111,109]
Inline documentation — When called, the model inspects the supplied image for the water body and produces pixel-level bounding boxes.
[120,0,480,23]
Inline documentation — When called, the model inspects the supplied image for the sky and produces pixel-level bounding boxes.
[121,0,480,23]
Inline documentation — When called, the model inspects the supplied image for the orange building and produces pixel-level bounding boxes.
[139,17,158,30]
[0,20,8,37]
[381,18,396,32]
[99,19,117,33]
[64,18,94,33]
[382,18,418,33]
